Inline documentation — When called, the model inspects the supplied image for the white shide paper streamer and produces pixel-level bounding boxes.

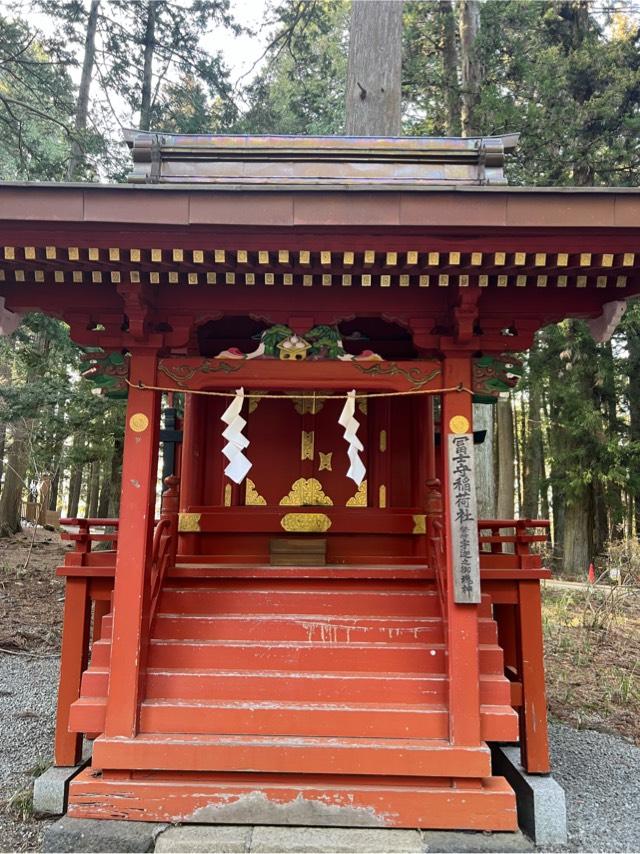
[221,387,252,484]
[338,389,366,486]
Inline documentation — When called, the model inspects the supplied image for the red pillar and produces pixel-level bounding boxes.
[441,352,482,746]
[104,350,160,738]
[54,577,90,765]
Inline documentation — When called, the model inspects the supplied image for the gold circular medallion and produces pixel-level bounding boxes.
[129,413,149,433]
[449,415,470,435]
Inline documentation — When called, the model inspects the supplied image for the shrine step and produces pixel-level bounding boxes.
[66,767,518,830]
[91,733,493,778]
[101,613,498,645]
[103,613,459,644]
[70,697,518,741]
[157,582,493,619]
[80,669,512,705]
[89,638,505,674]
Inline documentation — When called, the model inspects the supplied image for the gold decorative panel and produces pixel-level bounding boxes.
[281,513,332,533]
[318,452,333,472]
[280,478,333,506]
[346,480,367,507]
[248,392,263,414]
[224,484,232,507]
[379,430,387,453]
[289,394,324,415]
[301,431,315,461]
[379,485,387,509]
[245,478,267,506]
[412,514,426,535]
[178,512,201,532]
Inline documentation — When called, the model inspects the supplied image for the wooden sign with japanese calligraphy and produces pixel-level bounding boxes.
[448,433,481,604]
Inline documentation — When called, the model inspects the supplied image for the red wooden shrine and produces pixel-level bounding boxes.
[1,133,638,830]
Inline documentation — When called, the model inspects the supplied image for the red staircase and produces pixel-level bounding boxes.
[67,575,519,829]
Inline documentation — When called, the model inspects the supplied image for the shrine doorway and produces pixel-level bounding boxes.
[178,390,426,565]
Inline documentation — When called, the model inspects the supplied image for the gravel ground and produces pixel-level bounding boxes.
[549,721,640,853]
[0,653,58,852]
[0,653,639,853]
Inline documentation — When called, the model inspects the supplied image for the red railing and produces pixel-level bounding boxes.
[478,519,550,572]
[149,476,180,627]
[425,479,447,612]
[59,517,119,554]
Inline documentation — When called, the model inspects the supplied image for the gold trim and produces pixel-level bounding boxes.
[346,480,367,507]
[379,430,387,452]
[280,477,333,506]
[179,512,201,533]
[224,483,232,507]
[245,478,267,506]
[129,413,149,433]
[412,514,426,535]
[281,512,332,533]
[318,451,332,471]
[378,484,387,509]
[289,394,324,415]
[248,392,264,414]
[449,415,470,434]
[353,361,440,391]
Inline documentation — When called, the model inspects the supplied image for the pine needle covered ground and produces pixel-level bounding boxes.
[543,585,640,747]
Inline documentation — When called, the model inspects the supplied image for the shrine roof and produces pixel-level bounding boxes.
[123,131,520,186]
[3,180,640,230]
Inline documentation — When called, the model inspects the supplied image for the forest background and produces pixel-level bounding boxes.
[1,0,639,577]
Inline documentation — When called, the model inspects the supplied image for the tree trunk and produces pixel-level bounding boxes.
[513,393,523,513]
[87,460,101,518]
[563,485,593,577]
[438,0,461,136]
[473,403,495,518]
[139,1,157,131]
[0,423,27,536]
[50,469,59,511]
[0,423,6,491]
[457,0,481,136]
[97,457,112,518]
[67,464,83,518]
[345,0,403,136]
[628,322,640,537]
[496,397,515,520]
[67,0,100,179]
[107,436,123,517]
[522,369,544,519]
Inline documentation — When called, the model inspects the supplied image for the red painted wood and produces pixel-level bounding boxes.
[79,670,511,707]
[156,357,443,392]
[71,697,517,742]
[103,351,160,739]
[92,732,493,778]
[517,581,551,773]
[54,577,90,766]
[66,766,518,830]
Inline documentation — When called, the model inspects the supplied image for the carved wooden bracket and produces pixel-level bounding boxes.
[118,283,153,341]
[453,288,482,344]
